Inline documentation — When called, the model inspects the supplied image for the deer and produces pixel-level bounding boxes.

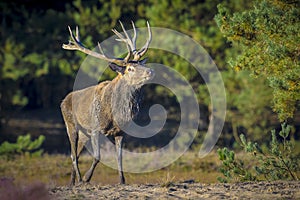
[60,21,153,186]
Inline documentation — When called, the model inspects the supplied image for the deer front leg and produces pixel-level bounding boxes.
[83,131,100,183]
[115,136,125,184]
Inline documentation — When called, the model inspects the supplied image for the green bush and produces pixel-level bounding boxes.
[0,134,45,160]
[218,123,299,182]
[217,147,256,183]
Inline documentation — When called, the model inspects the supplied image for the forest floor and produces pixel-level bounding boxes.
[0,154,299,200]
[49,181,300,200]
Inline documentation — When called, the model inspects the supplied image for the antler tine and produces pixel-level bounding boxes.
[113,22,135,51]
[123,42,132,63]
[62,26,125,66]
[118,21,131,45]
[62,26,80,50]
[112,28,125,41]
[112,29,132,62]
[111,21,138,62]
[75,26,80,41]
[131,21,137,52]
[112,21,151,62]
[97,42,105,55]
[133,21,152,61]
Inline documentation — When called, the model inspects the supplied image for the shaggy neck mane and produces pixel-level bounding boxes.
[111,77,142,127]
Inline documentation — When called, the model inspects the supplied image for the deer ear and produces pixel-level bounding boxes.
[109,63,126,75]
[138,58,148,65]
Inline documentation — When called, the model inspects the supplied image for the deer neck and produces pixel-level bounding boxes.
[111,77,142,128]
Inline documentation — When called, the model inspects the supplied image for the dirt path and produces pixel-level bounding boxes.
[50,181,300,199]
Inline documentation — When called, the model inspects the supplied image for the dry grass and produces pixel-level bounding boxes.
[2,151,300,199]
[0,150,221,187]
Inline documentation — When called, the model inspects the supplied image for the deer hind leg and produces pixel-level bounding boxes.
[66,124,82,186]
[115,136,125,184]
[72,130,89,183]
[77,130,89,157]
[83,131,100,183]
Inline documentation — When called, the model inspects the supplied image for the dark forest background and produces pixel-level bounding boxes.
[0,0,299,153]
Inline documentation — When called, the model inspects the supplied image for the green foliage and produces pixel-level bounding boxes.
[221,70,274,142]
[1,39,27,80]
[215,0,300,121]
[218,123,299,182]
[0,134,45,160]
[12,89,28,106]
[0,3,75,110]
[248,123,299,181]
[217,147,256,183]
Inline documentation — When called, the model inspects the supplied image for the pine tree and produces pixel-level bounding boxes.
[215,0,300,121]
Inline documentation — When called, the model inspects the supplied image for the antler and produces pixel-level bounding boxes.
[62,21,151,65]
[112,21,152,61]
[62,26,129,66]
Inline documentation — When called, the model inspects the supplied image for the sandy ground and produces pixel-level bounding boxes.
[50,181,300,200]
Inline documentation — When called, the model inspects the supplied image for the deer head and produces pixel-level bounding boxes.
[62,21,154,87]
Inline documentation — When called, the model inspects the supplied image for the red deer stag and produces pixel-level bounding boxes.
[61,21,153,185]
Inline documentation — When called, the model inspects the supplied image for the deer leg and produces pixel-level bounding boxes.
[83,131,100,183]
[77,130,89,157]
[115,136,125,184]
[68,128,82,185]
[71,132,82,185]
[70,131,88,185]
[64,122,82,186]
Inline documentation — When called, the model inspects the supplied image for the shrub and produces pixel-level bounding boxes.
[217,147,256,183]
[0,134,45,160]
[218,123,299,182]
